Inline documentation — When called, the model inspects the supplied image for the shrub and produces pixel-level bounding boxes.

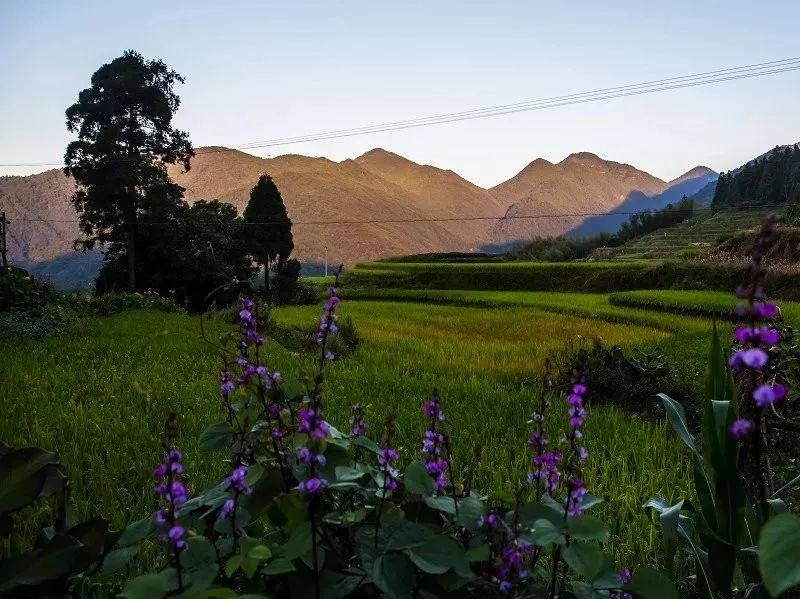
[65,290,184,317]
[0,304,77,340]
[558,341,695,422]
[0,268,58,314]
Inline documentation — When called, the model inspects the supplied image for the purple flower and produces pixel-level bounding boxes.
[297,446,311,464]
[753,383,787,408]
[167,525,186,551]
[734,326,753,344]
[219,498,235,519]
[227,465,251,495]
[478,511,500,529]
[619,569,632,584]
[730,348,768,371]
[728,418,753,439]
[296,477,326,494]
[760,328,781,346]
[754,301,778,319]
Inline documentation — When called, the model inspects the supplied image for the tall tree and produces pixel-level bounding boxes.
[64,50,194,290]
[242,175,294,290]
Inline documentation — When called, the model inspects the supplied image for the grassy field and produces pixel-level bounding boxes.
[0,292,723,575]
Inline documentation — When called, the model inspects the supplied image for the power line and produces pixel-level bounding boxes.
[7,205,788,227]
[2,57,799,168]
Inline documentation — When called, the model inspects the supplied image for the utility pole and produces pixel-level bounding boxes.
[0,211,9,273]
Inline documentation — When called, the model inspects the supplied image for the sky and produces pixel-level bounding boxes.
[1,1,799,187]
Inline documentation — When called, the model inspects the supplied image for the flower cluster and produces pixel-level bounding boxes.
[238,297,264,347]
[349,403,368,437]
[295,407,330,494]
[492,537,535,594]
[315,286,340,359]
[152,450,189,553]
[219,464,252,519]
[528,449,561,494]
[727,217,788,439]
[421,392,449,492]
[561,380,590,517]
[610,568,633,599]
[378,446,400,492]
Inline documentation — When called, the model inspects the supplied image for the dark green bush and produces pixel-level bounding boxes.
[0,268,58,314]
[558,341,697,422]
[0,304,77,340]
[65,290,184,317]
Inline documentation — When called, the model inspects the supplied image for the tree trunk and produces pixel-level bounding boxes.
[263,261,270,293]
[128,232,136,291]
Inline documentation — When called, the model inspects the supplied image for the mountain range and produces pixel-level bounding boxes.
[1,147,718,287]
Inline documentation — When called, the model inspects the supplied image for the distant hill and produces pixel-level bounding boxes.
[0,145,760,287]
[488,152,670,244]
[567,166,717,237]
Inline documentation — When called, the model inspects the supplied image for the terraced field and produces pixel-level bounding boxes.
[616,209,777,259]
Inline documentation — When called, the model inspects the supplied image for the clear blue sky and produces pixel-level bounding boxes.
[2,0,799,187]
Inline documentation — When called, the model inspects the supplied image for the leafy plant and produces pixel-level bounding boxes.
[650,218,800,598]
[0,442,115,596]
[110,274,675,598]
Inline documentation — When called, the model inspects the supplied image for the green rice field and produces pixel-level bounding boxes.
[6,288,784,576]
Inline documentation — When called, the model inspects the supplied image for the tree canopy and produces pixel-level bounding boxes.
[64,50,194,290]
[712,145,800,210]
[95,200,255,311]
[242,175,294,288]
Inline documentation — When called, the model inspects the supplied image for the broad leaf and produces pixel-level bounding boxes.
[568,516,610,542]
[373,552,414,599]
[759,512,800,597]
[404,461,435,496]
[623,566,679,599]
[562,542,605,579]
[102,545,139,573]
[199,422,233,450]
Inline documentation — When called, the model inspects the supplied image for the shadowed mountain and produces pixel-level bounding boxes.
[488,152,668,245]
[567,166,718,237]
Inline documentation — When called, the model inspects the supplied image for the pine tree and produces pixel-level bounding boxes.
[242,175,294,291]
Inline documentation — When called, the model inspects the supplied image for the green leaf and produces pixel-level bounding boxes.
[403,461,435,496]
[405,535,471,578]
[657,393,696,454]
[571,581,608,598]
[0,533,84,593]
[373,552,414,599]
[0,447,66,513]
[530,518,566,546]
[263,557,296,575]
[759,512,800,597]
[119,571,173,598]
[624,566,679,599]
[562,542,605,579]
[567,516,610,542]
[199,422,233,450]
[118,516,155,546]
[519,502,563,528]
[248,544,272,560]
[455,495,486,530]
[277,523,312,560]
[424,495,456,514]
[224,554,242,578]
[101,545,139,573]
[351,435,381,454]
[464,544,490,562]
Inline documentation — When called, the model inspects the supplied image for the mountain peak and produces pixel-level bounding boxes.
[564,151,602,162]
[669,165,717,186]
